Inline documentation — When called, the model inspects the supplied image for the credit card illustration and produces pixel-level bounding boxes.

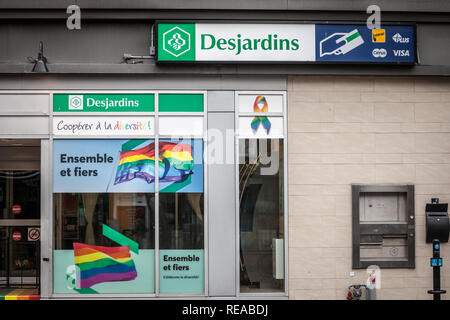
[319,29,365,57]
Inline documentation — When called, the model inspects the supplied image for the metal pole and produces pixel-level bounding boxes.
[6,228,9,288]
[433,264,441,300]
[428,239,447,300]
[36,240,40,294]
[175,193,179,249]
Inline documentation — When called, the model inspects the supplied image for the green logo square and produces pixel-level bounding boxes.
[158,23,195,61]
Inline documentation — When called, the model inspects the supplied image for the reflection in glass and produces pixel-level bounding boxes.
[54,193,155,250]
[0,171,40,220]
[159,193,204,250]
[0,226,39,281]
[239,139,284,293]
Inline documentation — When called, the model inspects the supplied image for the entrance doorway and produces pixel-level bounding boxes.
[0,139,40,291]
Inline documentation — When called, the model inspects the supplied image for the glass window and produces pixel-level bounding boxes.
[54,193,155,249]
[158,139,205,294]
[239,138,285,293]
[54,192,155,294]
[159,193,204,250]
[52,139,159,294]
[0,171,40,220]
[53,138,205,295]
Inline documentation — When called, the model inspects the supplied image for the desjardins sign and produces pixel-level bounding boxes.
[158,23,315,62]
[156,22,416,64]
[53,94,155,112]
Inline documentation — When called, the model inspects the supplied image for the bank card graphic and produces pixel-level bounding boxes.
[316,25,415,63]
[73,243,137,289]
[319,29,364,57]
[251,95,271,134]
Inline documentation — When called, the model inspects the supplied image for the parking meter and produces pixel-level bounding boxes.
[425,198,449,243]
[425,198,449,300]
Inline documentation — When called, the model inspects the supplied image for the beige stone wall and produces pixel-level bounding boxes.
[287,76,450,300]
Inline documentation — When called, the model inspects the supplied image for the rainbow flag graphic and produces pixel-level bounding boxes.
[114,141,194,185]
[250,95,271,134]
[73,243,137,288]
[158,141,194,183]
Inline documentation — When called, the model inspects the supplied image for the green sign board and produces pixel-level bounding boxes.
[156,22,416,64]
[159,93,203,112]
[53,94,155,112]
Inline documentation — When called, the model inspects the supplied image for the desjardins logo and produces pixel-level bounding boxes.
[201,33,300,55]
[69,95,83,110]
[163,26,191,57]
[68,95,140,111]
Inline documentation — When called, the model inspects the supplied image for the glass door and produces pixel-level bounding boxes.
[0,139,40,289]
[238,139,285,293]
[235,92,287,295]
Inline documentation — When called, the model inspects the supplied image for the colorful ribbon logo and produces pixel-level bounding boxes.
[251,96,271,134]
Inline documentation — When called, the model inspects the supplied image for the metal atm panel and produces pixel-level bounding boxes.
[352,185,415,269]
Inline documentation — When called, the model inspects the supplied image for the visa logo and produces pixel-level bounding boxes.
[393,49,410,57]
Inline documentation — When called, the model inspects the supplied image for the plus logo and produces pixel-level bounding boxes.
[392,33,410,43]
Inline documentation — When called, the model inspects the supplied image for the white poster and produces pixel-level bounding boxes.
[238,117,284,138]
[238,94,284,114]
[158,116,204,136]
[195,24,315,61]
[53,117,155,136]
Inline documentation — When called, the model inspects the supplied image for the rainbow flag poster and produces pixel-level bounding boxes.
[158,141,194,183]
[112,140,202,193]
[54,139,203,193]
[113,140,162,186]
[73,242,137,289]
[158,139,203,193]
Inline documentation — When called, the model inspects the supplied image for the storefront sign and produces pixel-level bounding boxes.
[53,139,204,193]
[53,94,155,112]
[157,23,415,63]
[52,117,155,136]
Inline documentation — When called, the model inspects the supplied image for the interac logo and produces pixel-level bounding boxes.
[163,26,191,57]
[372,29,385,43]
[68,95,83,110]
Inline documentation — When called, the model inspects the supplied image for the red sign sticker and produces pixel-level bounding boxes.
[12,204,22,215]
[12,231,22,242]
